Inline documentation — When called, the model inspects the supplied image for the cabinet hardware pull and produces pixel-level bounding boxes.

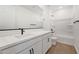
[29,49,32,54]
[32,48,34,54]
[48,38,50,42]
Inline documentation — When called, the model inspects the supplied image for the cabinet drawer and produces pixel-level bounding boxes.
[1,38,41,54]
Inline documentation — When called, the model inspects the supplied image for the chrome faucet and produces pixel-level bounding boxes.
[19,28,25,35]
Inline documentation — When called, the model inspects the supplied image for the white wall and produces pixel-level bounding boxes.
[42,7,52,31]
[53,8,73,20]
[49,7,74,45]
[73,6,79,53]
[73,6,79,18]
[50,7,73,36]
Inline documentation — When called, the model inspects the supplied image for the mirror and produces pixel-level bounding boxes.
[0,5,43,30]
[0,5,16,30]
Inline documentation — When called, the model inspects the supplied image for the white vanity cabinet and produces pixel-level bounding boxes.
[31,40,42,54]
[42,38,49,54]
[19,40,42,54]
[19,33,52,54]
[0,32,52,54]
[1,38,42,54]
[42,33,52,54]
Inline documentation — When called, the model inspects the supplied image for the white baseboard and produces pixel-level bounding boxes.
[54,34,78,53]
[74,44,79,54]
[57,40,74,46]
[56,34,74,46]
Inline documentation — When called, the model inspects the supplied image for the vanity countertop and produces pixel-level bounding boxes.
[0,29,51,50]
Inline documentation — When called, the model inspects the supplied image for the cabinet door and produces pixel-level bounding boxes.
[42,38,49,54]
[42,35,52,54]
[32,40,42,54]
[18,40,42,54]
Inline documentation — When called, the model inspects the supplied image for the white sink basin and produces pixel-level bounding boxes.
[15,33,33,39]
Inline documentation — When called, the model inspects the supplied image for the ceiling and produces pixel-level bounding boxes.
[44,5,74,12]
[20,5,74,16]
